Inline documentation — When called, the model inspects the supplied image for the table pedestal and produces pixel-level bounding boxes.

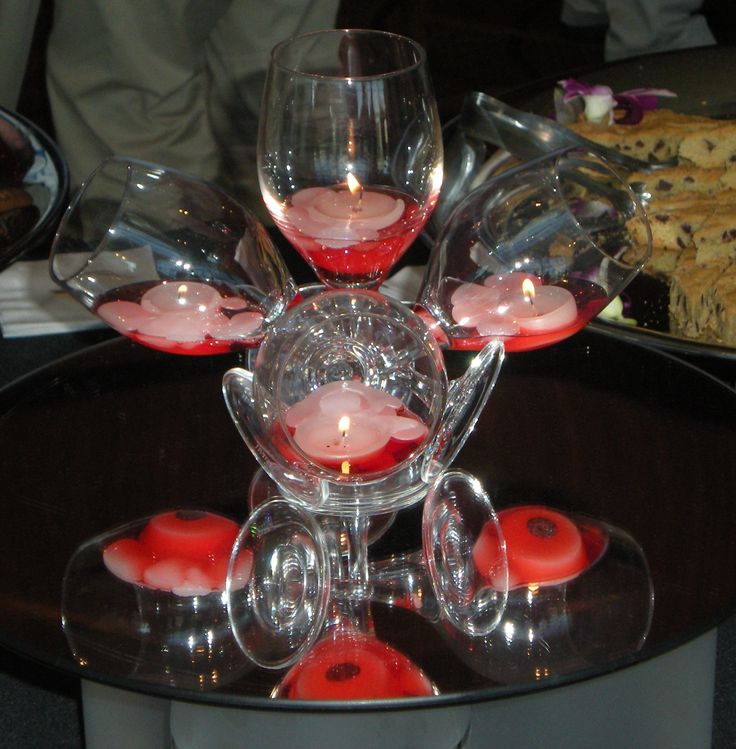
[80,630,715,749]
[468,629,715,748]
[81,681,170,749]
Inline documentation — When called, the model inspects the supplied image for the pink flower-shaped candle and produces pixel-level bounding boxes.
[275,380,430,475]
[96,280,265,355]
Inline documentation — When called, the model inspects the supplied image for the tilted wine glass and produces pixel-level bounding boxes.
[417,148,651,353]
[258,28,443,289]
[50,156,296,355]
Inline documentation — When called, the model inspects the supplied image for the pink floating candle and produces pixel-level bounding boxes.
[450,273,578,343]
[450,272,540,329]
[386,415,428,443]
[143,557,215,597]
[268,173,430,286]
[136,310,211,342]
[293,413,389,468]
[96,299,155,333]
[286,175,405,249]
[102,538,155,584]
[206,310,264,340]
[141,281,221,314]
[503,280,578,335]
[94,280,265,355]
[280,380,428,475]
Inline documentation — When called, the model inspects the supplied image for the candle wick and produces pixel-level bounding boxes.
[338,416,350,444]
[352,188,363,214]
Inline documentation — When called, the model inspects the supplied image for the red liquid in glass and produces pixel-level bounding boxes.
[275,187,432,286]
[93,280,265,355]
[270,416,426,476]
[448,279,608,353]
[275,632,434,700]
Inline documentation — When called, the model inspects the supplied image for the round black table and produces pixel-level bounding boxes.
[1,330,735,748]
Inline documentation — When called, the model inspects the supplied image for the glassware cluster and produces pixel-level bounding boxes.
[51,28,653,700]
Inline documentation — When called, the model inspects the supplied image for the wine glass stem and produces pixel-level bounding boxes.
[325,514,372,600]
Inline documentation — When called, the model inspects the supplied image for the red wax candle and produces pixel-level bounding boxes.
[473,505,590,590]
[102,510,249,596]
[275,632,434,700]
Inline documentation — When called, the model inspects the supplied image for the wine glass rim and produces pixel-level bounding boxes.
[553,149,653,273]
[49,155,247,284]
[48,156,136,284]
[270,27,427,81]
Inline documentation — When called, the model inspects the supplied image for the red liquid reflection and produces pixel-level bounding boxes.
[275,632,435,700]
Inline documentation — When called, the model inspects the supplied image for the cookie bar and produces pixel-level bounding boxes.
[628,165,725,197]
[693,202,736,263]
[710,269,736,346]
[669,248,732,338]
[678,120,736,168]
[568,109,712,163]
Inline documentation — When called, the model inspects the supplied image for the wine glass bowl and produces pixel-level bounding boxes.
[258,29,443,289]
[50,156,297,355]
[419,149,651,352]
[222,288,503,516]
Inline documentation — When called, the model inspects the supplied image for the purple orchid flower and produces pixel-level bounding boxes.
[557,78,676,125]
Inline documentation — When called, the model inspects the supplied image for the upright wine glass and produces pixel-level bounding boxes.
[50,156,296,355]
[258,28,443,289]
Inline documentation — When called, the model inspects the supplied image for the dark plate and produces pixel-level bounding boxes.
[0,105,69,272]
[1,333,736,709]
[433,46,736,361]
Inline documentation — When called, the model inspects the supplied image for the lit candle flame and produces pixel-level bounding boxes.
[346,173,362,195]
[339,417,350,474]
[522,279,536,307]
[346,172,363,213]
[177,283,188,306]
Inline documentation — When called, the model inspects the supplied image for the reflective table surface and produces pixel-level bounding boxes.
[1,330,735,711]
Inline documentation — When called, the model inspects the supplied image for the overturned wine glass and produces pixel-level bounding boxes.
[50,156,296,355]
